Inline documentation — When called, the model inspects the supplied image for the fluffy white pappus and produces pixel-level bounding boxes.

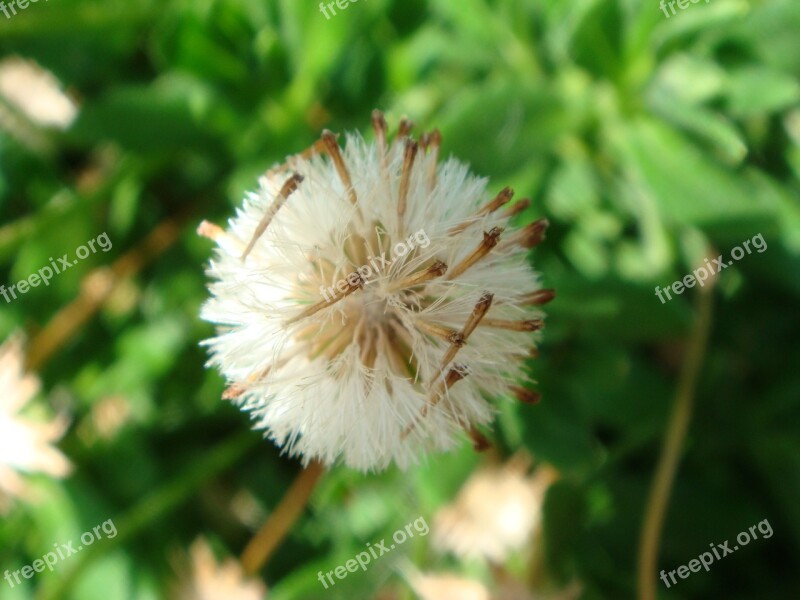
[199,112,552,471]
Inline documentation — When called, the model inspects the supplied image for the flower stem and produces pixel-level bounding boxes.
[637,259,716,600]
[241,460,326,575]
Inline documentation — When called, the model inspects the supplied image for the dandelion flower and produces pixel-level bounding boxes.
[433,457,558,562]
[199,111,552,471]
[0,335,71,512]
[175,538,266,600]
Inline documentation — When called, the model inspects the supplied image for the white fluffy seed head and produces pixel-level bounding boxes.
[199,113,549,471]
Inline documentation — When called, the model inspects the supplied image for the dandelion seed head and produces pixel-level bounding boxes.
[200,112,550,471]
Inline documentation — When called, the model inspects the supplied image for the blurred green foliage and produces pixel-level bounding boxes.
[1,0,799,599]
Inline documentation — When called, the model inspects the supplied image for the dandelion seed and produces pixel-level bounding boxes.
[199,111,550,471]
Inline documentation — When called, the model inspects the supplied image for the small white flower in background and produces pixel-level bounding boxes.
[407,569,580,600]
[76,394,132,445]
[0,57,78,129]
[490,578,581,600]
[408,571,490,600]
[433,457,558,563]
[199,111,553,471]
[0,335,71,512]
[176,538,266,600]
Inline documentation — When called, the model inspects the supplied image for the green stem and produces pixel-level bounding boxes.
[637,264,716,600]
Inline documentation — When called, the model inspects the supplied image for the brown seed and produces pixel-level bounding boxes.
[397,117,414,140]
[222,384,245,401]
[519,217,549,249]
[446,227,504,280]
[398,139,419,223]
[480,318,543,332]
[321,130,357,205]
[521,289,556,306]
[468,427,492,452]
[503,198,531,218]
[241,173,304,260]
[449,187,515,235]
[511,386,541,404]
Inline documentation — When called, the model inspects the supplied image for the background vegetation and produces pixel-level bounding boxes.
[1,0,799,598]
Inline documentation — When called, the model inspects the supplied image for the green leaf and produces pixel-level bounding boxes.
[724,67,800,118]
